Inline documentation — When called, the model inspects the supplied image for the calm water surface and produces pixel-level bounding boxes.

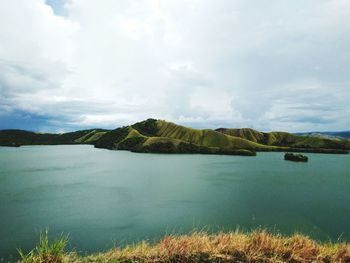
[0,145,350,259]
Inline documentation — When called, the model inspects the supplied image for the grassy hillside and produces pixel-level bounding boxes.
[156,120,266,150]
[19,230,350,263]
[94,121,257,156]
[1,119,349,155]
[216,127,350,150]
[94,119,275,155]
[0,129,108,146]
[94,119,349,155]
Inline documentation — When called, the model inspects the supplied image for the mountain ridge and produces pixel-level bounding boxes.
[296,131,350,140]
[1,119,349,155]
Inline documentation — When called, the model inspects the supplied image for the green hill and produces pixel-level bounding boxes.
[94,119,349,155]
[215,127,350,150]
[94,119,286,155]
[0,129,107,146]
[1,119,349,155]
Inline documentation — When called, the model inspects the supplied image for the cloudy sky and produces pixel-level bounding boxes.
[0,0,349,132]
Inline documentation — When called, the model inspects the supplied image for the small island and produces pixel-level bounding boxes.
[284,153,308,162]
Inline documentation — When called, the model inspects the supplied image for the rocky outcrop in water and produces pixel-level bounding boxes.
[284,153,308,162]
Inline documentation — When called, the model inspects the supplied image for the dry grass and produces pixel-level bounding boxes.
[17,229,350,262]
[76,230,350,263]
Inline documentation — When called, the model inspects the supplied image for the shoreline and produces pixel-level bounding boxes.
[1,143,349,155]
[18,230,350,263]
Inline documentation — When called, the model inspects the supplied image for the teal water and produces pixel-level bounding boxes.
[0,145,350,259]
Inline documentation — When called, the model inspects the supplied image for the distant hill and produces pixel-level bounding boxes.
[331,131,350,139]
[215,127,350,150]
[0,129,107,147]
[296,131,350,140]
[1,119,349,155]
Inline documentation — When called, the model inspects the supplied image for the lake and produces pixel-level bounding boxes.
[0,145,350,260]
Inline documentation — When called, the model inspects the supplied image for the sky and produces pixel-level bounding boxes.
[0,0,349,133]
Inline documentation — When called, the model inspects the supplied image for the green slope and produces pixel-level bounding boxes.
[155,120,267,149]
[1,119,349,155]
[95,119,349,154]
[0,129,108,146]
[215,128,350,150]
[94,119,262,155]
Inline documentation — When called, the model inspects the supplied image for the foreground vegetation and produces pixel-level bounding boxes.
[18,230,350,263]
[1,119,350,156]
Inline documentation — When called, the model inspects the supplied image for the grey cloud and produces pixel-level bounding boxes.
[1,0,350,132]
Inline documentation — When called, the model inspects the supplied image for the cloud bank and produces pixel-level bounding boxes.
[0,0,349,132]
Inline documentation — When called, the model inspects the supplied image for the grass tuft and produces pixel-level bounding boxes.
[18,230,68,263]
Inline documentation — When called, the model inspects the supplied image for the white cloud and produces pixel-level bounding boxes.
[0,0,350,132]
